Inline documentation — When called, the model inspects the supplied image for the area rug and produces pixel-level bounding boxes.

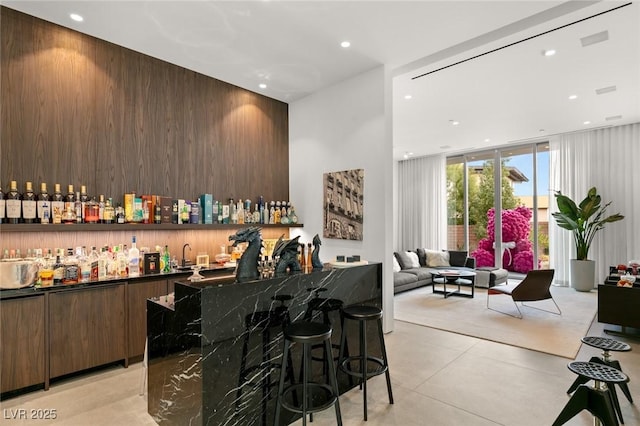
[393,283,597,359]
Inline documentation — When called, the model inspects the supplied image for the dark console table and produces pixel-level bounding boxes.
[147,263,382,426]
[597,284,640,335]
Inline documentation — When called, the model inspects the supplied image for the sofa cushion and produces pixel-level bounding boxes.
[392,255,401,273]
[449,250,468,267]
[406,251,420,268]
[394,251,420,270]
[394,271,419,286]
[424,249,450,267]
[401,267,433,281]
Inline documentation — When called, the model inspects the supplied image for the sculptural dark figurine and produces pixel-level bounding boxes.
[311,234,323,270]
[229,226,262,283]
[273,235,302,275]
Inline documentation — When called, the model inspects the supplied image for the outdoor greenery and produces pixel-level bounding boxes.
[447,160,520,240]
[552,187,624,260]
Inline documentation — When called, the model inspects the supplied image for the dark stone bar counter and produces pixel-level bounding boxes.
[147,262,382,426]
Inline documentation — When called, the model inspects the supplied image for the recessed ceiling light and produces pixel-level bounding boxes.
[583,121,591,125]
[451,121,460,126]
[259,83,267,89]
[543,49,556,56]
[568,95,578,100]
[404,95,412,100]
[340,41,351,48]
[484,139,490,143]
[70,13,83,22]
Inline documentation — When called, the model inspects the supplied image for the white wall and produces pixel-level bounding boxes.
[289,66,395,331]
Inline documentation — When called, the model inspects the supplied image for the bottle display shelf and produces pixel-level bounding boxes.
[0,223,304,233]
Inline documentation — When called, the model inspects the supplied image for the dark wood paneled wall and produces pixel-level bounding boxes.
[1,7,289,202]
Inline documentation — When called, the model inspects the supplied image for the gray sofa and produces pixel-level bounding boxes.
[393,249,476,294]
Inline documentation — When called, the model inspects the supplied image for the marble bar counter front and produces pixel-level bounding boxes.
[147,262,383,426]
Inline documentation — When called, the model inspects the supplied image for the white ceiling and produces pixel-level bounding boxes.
[4,1,639,160]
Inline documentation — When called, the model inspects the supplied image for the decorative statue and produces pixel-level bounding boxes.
[229,226,262,283]
[311,234,323,270]
[273,235,302,275]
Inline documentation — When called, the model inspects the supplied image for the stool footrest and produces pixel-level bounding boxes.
[339,355,388,379]
[281,383,338,414]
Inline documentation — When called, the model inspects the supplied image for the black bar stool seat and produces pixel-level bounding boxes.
[274,321,342,426]
[567,336,633,424]
[554,361,629,426]
[338,304,393,421]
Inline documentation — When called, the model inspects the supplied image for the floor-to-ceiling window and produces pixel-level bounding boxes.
[447,142,549,273]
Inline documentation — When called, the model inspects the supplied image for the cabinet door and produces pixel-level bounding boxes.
[128,278,168,359]
[49,285,126,378]
[1,296,45,393]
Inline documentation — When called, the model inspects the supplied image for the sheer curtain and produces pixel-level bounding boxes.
[549,122,640,286]
[397,154,447,250]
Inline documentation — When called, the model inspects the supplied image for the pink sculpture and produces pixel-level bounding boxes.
[471,206,535,273]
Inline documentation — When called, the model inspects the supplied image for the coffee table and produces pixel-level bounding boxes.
[431,270,476,298]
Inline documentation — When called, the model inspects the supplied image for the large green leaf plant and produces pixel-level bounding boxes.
[552,187,624,260]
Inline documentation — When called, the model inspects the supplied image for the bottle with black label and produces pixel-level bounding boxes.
[22,181,37,223]
[53,252,65,285]
[6,180,21,224]
[37,182,51,224]
[62,248,79,284]
[116,204,126,224]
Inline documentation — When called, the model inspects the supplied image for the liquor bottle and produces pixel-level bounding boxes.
[237,200,244,224]
[161,245,171,273]
[53,252,65,285]
[74,191,82,223]
[116,246,128,277]
[22,181,37,223]
[62,248,79,284]
[258,196,265,224]
[65,184,75,212]
[51,184,65,224]
[78,246,91,283]
[116,204,125,224]
[142,199,150,224]
[0,185,5,224]
[274,201,281,224]
[98,195,105,223]
[84,197,99,223]
[154,201,162,224]
[5,180,21,224]
[80,185,89,222]
[103,198,115,224]
[128,236,140,277]
[97,247,108,280]
[89,246,100,280]
[37,182,51,224]
[230,198,237,224]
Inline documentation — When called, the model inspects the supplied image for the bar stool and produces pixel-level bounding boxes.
[567,336,632,424]
[236,296,294,425]
[554,361,628,426]
[338,305,393,421]
[274,321,342,426]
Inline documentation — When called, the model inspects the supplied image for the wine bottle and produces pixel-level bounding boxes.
[6,180,21,224]
[98,195,105,223]
[0,185,5,224]
[51,183,65,224]
[37,182,51,224]
[21,181,37,223]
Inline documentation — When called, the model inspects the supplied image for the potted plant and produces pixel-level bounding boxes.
[552,187,624,291]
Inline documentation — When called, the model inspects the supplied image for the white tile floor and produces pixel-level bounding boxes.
[1,316,638,425]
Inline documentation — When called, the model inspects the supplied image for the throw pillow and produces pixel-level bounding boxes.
[394,251,412,270]
[416,248,427,266]
[448,251,468,267]
[406,251,420,268]
[392,255,401,273]
[425,249,450,267]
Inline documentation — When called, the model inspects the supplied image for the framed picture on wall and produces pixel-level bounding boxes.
[323,168,364,240]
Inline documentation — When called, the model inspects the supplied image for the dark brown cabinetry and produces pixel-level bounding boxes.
[49,284,126,378]
[127,278,168,360]
[598,284,640,329]
[0,295,45,393]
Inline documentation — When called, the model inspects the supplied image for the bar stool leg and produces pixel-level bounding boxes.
[552,384,619,426]
[377,318,394,405]
[274,340,291,426]
[360,319,368,421]
[324,338,343,426]
[607,359,633,403]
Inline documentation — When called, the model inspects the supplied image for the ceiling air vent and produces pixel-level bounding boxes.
[596,85,617,95]
[580,30,609,47]
[605,115,622,121]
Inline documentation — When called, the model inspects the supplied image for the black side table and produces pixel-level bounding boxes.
[554,361,628,426]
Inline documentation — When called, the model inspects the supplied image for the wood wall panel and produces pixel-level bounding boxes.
[1,7,289,205]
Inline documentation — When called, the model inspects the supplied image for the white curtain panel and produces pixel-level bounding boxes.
[549,122,640,287]
[397,154,447,251]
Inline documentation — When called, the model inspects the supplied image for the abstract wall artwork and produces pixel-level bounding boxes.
[323,169,364,240]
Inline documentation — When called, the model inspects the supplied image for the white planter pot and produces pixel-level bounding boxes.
[570,259,595,292]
